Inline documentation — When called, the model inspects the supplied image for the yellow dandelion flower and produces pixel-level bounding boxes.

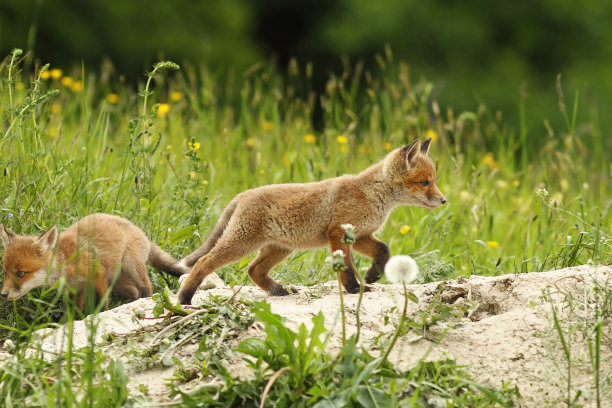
[166,144,172,150]
[259,169,265,175]
[384,142,392,151]
[304,134,316,144]
[496,180,509,189]
[50,103,61,114]
[336,135,349,144]
[61,76,74,87]
[282,154,290,167]
[482,153,499,170]
[106,93,119,104]
[156,103,170,116]
[40,71,51,80]
[459,191,471,202]
[487,241,499,248]
[202,180,208,185]
[170,91,184,102]
[512,180,520,187]
[263,121,274,131]
[400,225,411,234]
[70,80,83,92]
[189,141,201,151]
[425,129,439,142]
[245,138,255,147]
[189,171,197,180]
[47,127,58,139]
[49,69,63,79]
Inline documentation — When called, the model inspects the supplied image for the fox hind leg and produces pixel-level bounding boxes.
[112,276,143,302]
[248,245,293,296]
[178,232,260,305]
[121,252,153,298]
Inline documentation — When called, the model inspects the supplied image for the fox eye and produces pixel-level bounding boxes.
[420,180,429,186]
[17,271,26,278]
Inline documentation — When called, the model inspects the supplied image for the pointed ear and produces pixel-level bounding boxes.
[34,225,58,253]
[401,139,421,166]
[420,137,432,155]
[1,224,15,248]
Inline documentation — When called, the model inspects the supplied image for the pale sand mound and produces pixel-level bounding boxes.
[15,265,612,406]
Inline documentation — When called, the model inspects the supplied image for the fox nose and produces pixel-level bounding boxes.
[1,291,7,297]
[441,197,447,204]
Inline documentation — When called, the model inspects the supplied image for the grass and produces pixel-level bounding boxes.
[0,48,610,405]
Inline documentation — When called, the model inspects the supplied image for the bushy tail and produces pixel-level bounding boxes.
[148,243,189,277]
[181,199,238,268]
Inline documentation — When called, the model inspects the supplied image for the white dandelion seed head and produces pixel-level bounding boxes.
[332,249,345,258]
[385,255,419,284]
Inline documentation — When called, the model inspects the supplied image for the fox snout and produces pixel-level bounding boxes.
[428,184,447,207]
[1,287,17,300]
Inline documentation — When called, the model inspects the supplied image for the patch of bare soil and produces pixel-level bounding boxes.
[20,265,612,406]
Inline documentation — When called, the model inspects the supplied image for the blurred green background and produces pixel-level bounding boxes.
[1,0,612,129]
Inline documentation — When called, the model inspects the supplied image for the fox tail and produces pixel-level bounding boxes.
[148,243,189,276]
[180,199,238,268]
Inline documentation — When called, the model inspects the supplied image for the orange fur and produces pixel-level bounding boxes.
[1,213,188,311]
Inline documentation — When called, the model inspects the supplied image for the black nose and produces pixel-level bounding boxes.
[1,291,7,297]
[441,198,447,204]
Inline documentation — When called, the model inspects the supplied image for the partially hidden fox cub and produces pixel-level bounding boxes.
[1,213,188,311]
[178,138,446,305]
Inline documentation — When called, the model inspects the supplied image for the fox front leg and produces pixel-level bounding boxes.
[328,228,371,294]
[353,235,390,284]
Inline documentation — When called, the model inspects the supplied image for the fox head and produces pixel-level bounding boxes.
[385,138,447,208]
[0,224,57,300]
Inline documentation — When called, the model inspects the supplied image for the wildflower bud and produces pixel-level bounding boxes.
[154,61,180,71]
[3,339,15,352]
[340,224,355,245]
[133,308,145,320]
[385,255,419,284]
[536,188,549,199]
[331,249,346,272]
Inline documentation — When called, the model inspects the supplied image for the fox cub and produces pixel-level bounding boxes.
[1,213,188,311]
[178,138,446,305]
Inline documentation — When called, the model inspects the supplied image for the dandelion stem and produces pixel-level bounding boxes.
[347,246,365,344]
[379,283,408,368]
[337,270,346,345]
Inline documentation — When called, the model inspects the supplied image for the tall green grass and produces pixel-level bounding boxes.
[0,49,610,326]
[0,48,610,406]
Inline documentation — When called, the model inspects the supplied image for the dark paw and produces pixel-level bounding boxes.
[345,284,371,294]
[365,270,382,284]
[268,284,291,296]
[177,289,194,305]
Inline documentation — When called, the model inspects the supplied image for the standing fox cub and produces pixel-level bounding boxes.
[1,213,188,311]
[178,138,446,305]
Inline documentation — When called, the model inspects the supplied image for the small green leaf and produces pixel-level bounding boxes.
[236,338,267,358]
[406,291,419,304]
[169,225,196,245]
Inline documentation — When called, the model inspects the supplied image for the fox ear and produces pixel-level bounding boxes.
[420,137,432,155]
[1,224,15,248]
[34,225,57,253]
[401,139,421,166]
